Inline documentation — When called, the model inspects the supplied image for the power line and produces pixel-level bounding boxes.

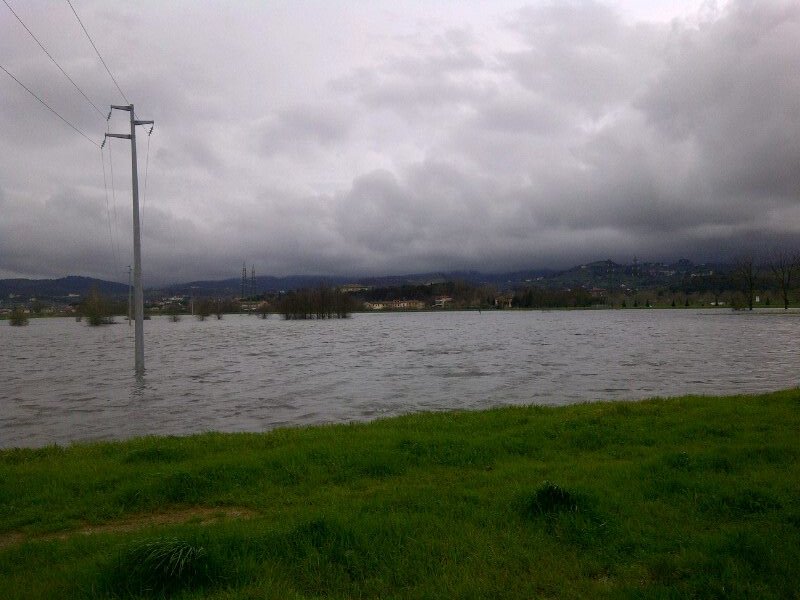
[0,62,99,147]
[65,0,129,104]
[100,146,121,271]
[141,128,153,238]
[106,120,124,264]
[2,0,105,119]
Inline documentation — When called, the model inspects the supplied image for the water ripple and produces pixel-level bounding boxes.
[2,310,800,447]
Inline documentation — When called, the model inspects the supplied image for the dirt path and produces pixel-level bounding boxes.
[0,506,257,550]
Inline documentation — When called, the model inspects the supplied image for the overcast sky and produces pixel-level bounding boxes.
[2,0,799,284]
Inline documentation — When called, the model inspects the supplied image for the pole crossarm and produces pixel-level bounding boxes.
[134,120,154,126]
[110,104,132,111]
[105,133,131,140]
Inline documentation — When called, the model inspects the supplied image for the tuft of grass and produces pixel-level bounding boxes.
[518,482,609,549]
[101,536,218,597]
[522,481,580,517]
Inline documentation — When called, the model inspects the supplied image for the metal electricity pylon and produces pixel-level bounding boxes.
[103,104,153,374]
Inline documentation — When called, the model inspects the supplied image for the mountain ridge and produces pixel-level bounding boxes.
[0,259,725,301]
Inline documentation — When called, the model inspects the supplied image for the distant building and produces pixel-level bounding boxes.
[364,299,426,311]
[494,294,514,308]
[339,284,370,293]
[433,296,453,308]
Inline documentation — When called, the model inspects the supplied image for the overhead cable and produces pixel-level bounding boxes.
[2,0,106,118]
[64,0,129,104]
[0,62,99,147]
[141,128,152,237]
[106,120,124,262]
[100,147,121,271]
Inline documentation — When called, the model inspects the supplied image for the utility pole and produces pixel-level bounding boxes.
[241,262,247,300]
[103,104,153,374]
[127,265,132,326]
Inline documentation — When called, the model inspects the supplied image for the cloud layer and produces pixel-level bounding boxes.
[1,1,799,283]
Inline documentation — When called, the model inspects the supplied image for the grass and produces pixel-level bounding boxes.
[1,390,799,599]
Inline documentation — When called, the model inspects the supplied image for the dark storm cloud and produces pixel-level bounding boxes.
[453,0,800,263]
[636,1,800,202]
[0,188,121,278]
[2,1,799,283]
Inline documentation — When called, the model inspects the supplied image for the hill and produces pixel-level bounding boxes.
[0,259,736,304]
[0,276,128,302]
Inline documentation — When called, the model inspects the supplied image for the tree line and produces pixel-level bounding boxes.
[730,251,799,310]
[276,286,356,319]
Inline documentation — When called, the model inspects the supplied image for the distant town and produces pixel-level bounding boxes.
[2,255,798,319]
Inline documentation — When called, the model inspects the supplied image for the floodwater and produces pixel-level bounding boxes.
[1,310,798,448]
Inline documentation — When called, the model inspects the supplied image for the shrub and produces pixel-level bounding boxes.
[81,287,114,326]
[522,481,580,517]
[9,306,29,326]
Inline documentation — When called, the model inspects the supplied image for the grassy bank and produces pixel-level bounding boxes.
[2,391,799,599]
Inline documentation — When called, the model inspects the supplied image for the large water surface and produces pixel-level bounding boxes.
[1,310,798,448]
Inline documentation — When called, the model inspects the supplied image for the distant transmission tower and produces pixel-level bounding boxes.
[241,262,247,300]
[251,265,256,298]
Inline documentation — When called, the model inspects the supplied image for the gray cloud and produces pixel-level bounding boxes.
[257,103,352,156]
[2,1,799,284]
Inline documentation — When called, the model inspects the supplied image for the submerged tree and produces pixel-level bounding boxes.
[195,299,211,321]
[9,306,29,326]
[276,286,356,320]
[81,287,114,326]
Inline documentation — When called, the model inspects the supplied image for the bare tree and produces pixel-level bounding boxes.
[733,256,757,311]
[768,249,798,310]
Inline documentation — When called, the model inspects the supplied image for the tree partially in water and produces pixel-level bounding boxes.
[81,287,115,326]
[277,286,355,319]
[195,299,211,321]
[9,306,29,326]
[166,304,181,322]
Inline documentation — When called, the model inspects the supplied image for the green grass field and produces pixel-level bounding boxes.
[2,390,799,599]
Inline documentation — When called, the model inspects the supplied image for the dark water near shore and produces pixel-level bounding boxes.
[1,310,798,448]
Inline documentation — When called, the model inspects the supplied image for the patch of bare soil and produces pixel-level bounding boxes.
[0,506,257,550]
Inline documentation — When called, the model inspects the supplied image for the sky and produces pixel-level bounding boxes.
[1,0,799,284]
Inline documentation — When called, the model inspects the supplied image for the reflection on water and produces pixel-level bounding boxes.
[1,310,798,448]
[131,372,147,399]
